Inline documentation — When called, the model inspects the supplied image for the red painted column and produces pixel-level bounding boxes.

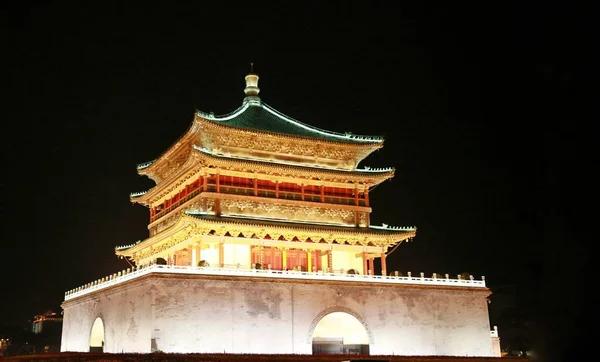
[316,250,321,271]
[381,252,387,276]
[259,246,264,266]
[362,252,368,275]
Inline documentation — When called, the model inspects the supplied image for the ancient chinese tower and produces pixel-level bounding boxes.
[120,71,414,274]
[61,71,499,357]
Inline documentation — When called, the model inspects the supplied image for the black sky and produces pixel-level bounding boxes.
[2,2,596,361]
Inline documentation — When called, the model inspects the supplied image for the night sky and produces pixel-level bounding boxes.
[2,2,595,361]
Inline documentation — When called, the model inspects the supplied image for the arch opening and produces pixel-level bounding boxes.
[89,317,105,352]
[311,312,370,355]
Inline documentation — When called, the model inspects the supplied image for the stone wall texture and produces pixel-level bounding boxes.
[61,274,494,356]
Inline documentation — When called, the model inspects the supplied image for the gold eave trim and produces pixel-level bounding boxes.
[116,213,416,258]
[184,214,416,246]
[137,118,201,178]
[116,215,192,256]
[132,147,394,206]
[137,113,383,180]
[199,117,383,149]
[191,147,395,184]
[147,192,371,229]
[131,151,202,205]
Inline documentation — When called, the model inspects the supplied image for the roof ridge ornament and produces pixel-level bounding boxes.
[244,63,260,104]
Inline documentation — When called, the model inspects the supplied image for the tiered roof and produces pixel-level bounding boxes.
[196,99,383,144]
[116,70,414,257]
[115,211,417,259]
[135,74,385,184]
[130,146,395,205]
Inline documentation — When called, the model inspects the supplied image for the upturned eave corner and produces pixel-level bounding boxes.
[115,213,419,266]
[129,189,152,206]
[129,197,150,207]
[197,117,384,151]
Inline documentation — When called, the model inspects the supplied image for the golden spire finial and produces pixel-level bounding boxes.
[244,64,260,99]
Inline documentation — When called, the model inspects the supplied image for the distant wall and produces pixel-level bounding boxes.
[62,274,493,356]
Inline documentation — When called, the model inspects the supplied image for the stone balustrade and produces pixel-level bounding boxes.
[64,264,486,301]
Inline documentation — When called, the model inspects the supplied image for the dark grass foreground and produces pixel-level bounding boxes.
[1,352,530,362]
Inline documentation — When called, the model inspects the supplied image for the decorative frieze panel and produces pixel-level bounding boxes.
[219,198,356,226]
[135,225,195,263]
[359,212,368,227]
[123,197,414,263]
[149,197,217,236]
[140,138,195,183]
[151,214,180,236]
[205,198,216,213]
[197,121,376,170]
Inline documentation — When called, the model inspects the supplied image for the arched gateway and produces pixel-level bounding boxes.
[309,307,372,355]
[89,317,105,352]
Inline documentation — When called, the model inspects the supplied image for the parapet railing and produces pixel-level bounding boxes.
[490,326,499,337]
[64,264,486,301]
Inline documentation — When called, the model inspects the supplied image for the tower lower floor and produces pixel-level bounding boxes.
[61,273,497,356]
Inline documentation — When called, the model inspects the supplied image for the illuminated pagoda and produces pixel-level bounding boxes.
[61,70,500,357]
[119,71,411,275]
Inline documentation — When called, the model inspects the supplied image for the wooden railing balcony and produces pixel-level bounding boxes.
[151,189,201,222]
[151,184,367,223]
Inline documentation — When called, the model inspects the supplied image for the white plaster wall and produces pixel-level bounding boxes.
[200,245,218,266]
[358,287,494,356]
[320,254,328,271]
[350,255,363,273]
[61,280,154,353]
[331,250,356,272]
[330,251,365,274]
[151,277,294,353]
[223,244,251,268]
[62,274,493,356]
[492,336,501,356]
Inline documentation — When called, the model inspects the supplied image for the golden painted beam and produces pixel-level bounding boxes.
[117,213,415,264]
[134,147,392,206]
